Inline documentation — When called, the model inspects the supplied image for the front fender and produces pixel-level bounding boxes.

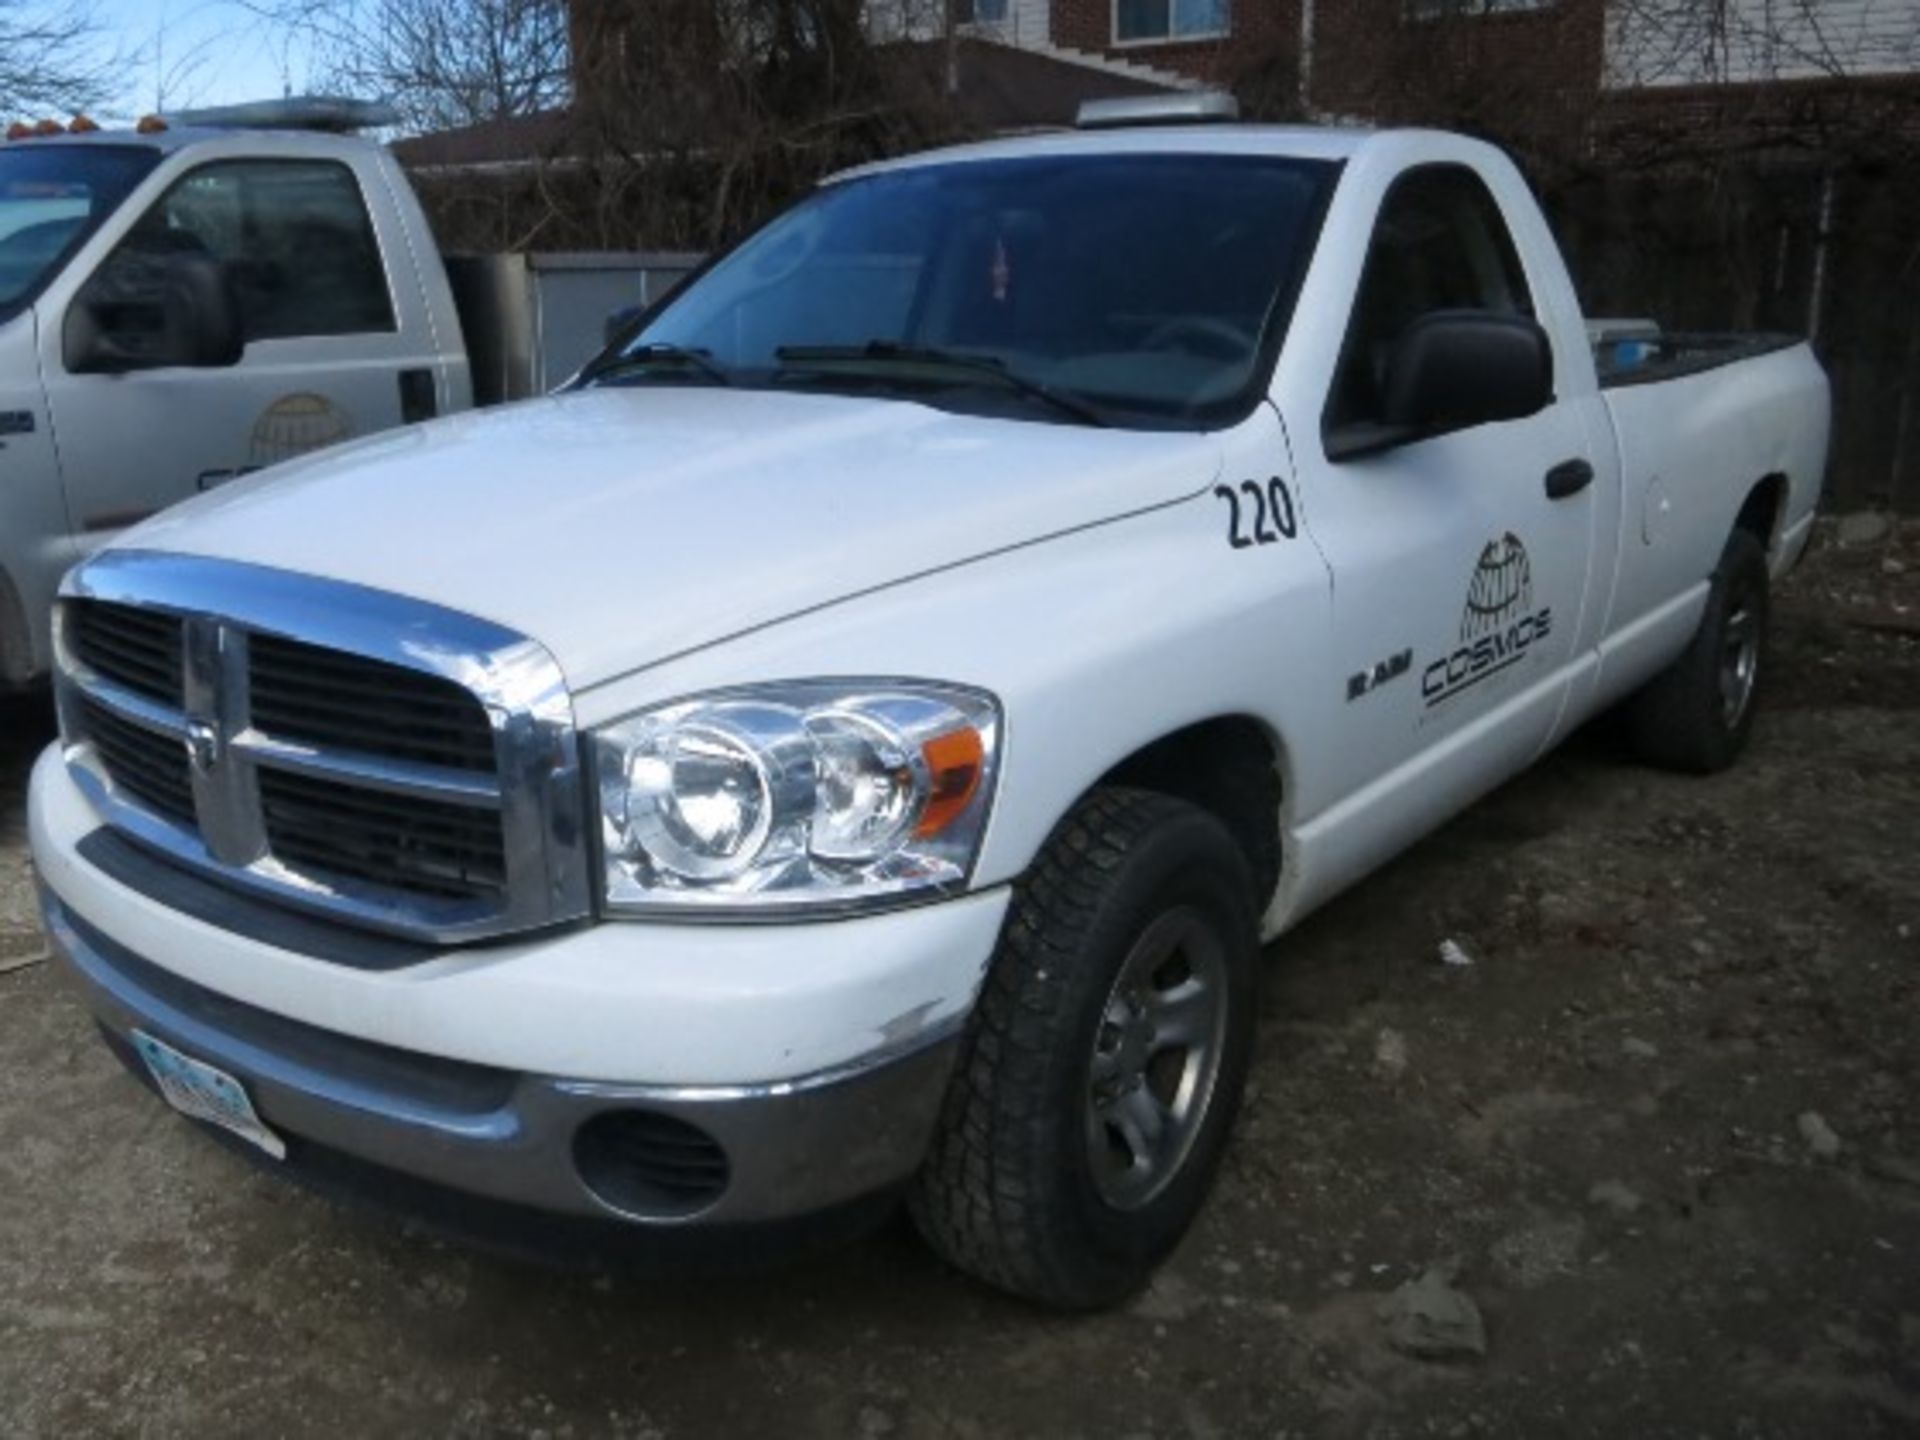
[573,484,1337,896]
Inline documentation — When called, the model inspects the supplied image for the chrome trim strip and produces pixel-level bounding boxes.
[55,551,590,943]
[59,664,189,740]
[232,730,504,808]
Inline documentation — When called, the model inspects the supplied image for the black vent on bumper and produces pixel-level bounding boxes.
[574,1111,732,1218]
[258,767,508,903]
[68,600,183,705]
[248,631,497,773]
[79,697,194,825]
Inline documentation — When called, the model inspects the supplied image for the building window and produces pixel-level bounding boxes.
[1115,0,1229,45]
[960,0,1009,22]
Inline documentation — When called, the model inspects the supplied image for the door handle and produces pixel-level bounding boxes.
[1545,458,1595,500]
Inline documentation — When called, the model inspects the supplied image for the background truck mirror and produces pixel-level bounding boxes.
[63,251,245,375]
[603,302,646,348]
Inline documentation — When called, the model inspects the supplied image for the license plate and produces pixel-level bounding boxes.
[131,1030,286,1161]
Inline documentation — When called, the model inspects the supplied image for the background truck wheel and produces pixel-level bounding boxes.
[909,787,1259,1309]
[1625,528,1770,774]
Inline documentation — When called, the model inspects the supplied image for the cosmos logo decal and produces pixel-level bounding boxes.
[1422,532,1553,707]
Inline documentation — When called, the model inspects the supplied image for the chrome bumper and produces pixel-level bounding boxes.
[42,886,960,1231]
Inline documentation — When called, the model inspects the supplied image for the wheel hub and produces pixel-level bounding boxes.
[1719,598,1760,728]
[1085,907,1229,1211]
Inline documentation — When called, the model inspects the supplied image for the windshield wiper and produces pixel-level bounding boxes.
[774,342,1110,428]
[582,343,731,387]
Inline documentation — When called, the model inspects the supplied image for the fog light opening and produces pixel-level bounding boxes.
[573,1109,731,1220]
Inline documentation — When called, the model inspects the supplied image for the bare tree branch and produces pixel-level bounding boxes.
[0,1,116,117]
[248,0,570,132]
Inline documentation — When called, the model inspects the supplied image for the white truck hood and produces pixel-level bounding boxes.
[120,388,1220,688]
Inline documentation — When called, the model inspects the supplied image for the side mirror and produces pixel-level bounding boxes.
[604,303,646,348]
[1381,310,1553,435]
[64,251,245,375]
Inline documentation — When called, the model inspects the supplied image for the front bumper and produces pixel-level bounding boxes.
[30,747,1007,1231]
[43,885,963,1226]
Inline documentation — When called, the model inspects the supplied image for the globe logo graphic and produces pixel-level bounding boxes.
[249,393,353,468]
[1461,533,1532,641]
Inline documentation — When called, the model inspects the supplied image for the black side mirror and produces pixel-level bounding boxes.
[604,303,646,348]
[64,251,245,375]
[1382,310,1552,435]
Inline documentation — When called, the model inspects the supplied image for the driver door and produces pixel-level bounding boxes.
[1296,164,1602,826]
[37,155,407,539]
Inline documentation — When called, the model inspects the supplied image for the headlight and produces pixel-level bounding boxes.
[593,681,1000,917]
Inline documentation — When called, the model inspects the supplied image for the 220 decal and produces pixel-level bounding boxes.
[1215,479,1297,549]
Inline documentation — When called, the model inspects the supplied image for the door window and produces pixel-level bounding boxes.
[1326,166,1533,435]
[102,159,395,343]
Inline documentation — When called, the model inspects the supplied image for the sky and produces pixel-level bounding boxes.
[93,0,320,122]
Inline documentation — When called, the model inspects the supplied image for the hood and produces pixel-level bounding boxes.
[120,387,1220,688]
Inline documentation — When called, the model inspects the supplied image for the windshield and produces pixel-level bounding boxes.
[600,153,1337,428]
[0,144,160,322]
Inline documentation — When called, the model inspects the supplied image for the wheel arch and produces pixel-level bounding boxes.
[1734,473,1789,556]
[1091,714,1288,912]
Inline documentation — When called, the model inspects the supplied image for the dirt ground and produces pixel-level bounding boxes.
[2,520,1916,1439]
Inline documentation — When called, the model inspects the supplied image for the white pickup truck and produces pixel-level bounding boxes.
[0,99,691,693]
[29,107,1829,1308]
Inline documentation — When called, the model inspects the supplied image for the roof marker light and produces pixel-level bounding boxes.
[68,115,100,134]
[33,119,62,137]
[136,114,169,134]
[5,122,30,142]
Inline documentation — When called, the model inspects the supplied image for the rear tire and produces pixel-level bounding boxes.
[909,788,1259,1310]
[1625,528,1770,774]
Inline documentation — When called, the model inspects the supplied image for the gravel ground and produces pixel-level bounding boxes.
[1,520,1916,1439]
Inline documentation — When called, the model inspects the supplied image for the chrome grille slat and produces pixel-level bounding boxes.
[68,600,184,705]
[259,768,508,902]
[79,697,196,825]
[54,552,589,945]
[233,731,503,807]
[248,631,497,772]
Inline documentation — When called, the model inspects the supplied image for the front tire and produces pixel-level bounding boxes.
[1625,528,1770,775]
[909,788,1259,1309]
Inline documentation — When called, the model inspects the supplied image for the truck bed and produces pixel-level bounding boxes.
[1593,329,1806,390]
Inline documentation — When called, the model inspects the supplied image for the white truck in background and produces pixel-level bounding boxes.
[0,98,695,691]
[30,104,1828,1309]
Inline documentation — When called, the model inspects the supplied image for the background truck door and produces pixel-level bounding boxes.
[1295,164,1603,831]
[37,155,420,538]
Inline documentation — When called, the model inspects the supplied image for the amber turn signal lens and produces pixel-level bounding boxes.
[915,728,985,839]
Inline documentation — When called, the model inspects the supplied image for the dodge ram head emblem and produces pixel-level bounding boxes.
[1423,532,1555,708]
[184,719,221,775]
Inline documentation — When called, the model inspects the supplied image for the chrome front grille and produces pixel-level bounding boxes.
[55,552,589,944]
